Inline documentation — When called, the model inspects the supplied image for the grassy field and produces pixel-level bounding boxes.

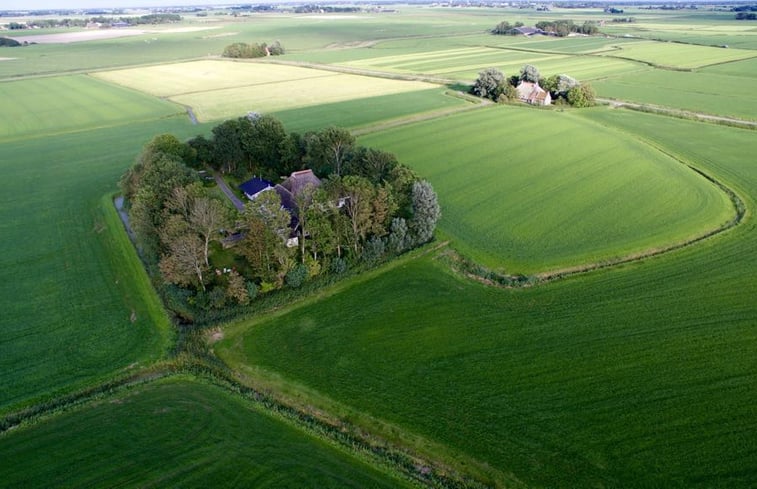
[360,105,733,274]
[217,111,757,488]
[0,114,200,414]
[0,75,184,141]
[0,377,412,488]
[94,59,446,122]
[600,39,756,69]
[593,68,757,120]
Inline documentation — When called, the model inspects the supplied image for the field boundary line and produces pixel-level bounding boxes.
[600,98,757,127]
[532,128,747,282]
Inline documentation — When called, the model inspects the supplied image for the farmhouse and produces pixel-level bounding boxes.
[511,26,545,36]
[275,169,322,246]
[239,177,273,200]
[516,81,551,106]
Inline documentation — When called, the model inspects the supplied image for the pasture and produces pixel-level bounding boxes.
[360,105,733,274]
[218,111,757,488]
[94,59,447,122]
[0,378,412,488]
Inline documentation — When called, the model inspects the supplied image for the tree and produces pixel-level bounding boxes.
[211,119,244,175]
[303,188,337,261]
[186,135,214,169]
[387,217,412,255]
[226,270,249,305]
[159,231,208,291]
[471,68,507,101]
[520,64,540,83]
[498,84,519,103]
[409,180,441,245]
[332,175,375,257]
[344,146,398,184]
[238,114,288,176]
[491,20,512,34]
[240,190,293,283]
[190,197,229,267]
[567,83,596,108]
[305,127,355,176]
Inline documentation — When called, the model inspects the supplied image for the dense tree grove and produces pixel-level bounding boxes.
[491,19,599,36]
[121,116,441,319]
[222,40,284,58]
[3,14,180,29]
[471,64,595,107]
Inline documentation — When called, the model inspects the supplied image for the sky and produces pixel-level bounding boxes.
[2,0,236,11]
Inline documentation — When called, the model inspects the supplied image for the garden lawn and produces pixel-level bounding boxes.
[0,75,184,141]
[360,105,733,274]
[218,112,757,487]
[0,377,412,488]
[0,117,197,415]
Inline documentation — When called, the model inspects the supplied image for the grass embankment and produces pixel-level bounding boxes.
[0,377,414,489]
[217,110,757,488]
[360,105,733,275]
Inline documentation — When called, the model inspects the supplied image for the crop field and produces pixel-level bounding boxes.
[0,75,184,141]
[0,116,198,414]
[3,6,757,489]
[593,68,757,120]
[218,111,757,488]
[599,40,757,69]
[337,44,644,82]
[94,59,445,122]
[0,378,411,488]
[360,105,732,273]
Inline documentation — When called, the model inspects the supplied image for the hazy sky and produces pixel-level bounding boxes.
[3,0,233,11]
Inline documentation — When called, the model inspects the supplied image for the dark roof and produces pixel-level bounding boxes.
[281,169,321,197]
[514,26,543,36]
[275,185,299,235]
[239,177,273,199]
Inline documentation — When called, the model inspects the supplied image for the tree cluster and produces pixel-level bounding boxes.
[121,117,441,318]
[470,64,595,107]
[491,19,598,37]
[735,12,757,20]
[535,19,599,36]
[222,40,284,58]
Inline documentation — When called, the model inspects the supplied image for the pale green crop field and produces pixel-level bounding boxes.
[601,40,757,69]
[360,105,734,274]
[94,59,443,122]
[340,45,644,81]
[0,75,184,141]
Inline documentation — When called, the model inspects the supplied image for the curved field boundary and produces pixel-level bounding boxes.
[449,135,747,287]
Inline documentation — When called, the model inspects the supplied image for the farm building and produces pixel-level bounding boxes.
[239,177,273,200]
[516,81,551,106]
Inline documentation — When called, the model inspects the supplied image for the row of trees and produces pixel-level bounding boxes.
[471,64,596,108]
[5,14,180,29]
[222,40,284,58]
[121,118,440,317]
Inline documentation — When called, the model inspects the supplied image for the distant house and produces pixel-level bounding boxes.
[516,81,552,106]
[239,177,273,200]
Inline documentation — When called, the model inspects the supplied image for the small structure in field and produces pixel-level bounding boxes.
[516,81,552,106]
[239,177,273,200]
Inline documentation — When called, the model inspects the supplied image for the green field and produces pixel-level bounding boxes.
[600,39,756,69]
[217,111,757,488]
[360,105,733,273]
[94,59,446,122]
[0,75,184,141]
[3,7,757,489]
[0,378,412,488]
[0,114,200,414]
